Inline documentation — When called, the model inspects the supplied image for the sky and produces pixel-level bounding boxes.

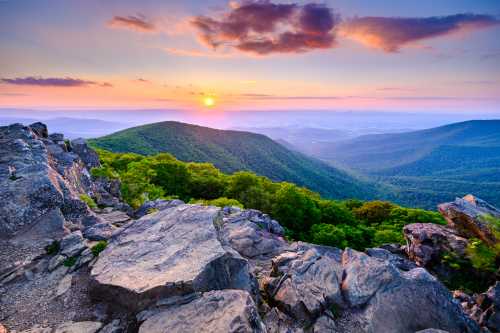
[1,0,499,113]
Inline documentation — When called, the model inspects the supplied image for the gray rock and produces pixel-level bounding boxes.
[366,247,417,271]
[134,199,184,218]
[415,330,450,333]
[60,231,86,258]
[264,243,344,322]
[98,211,131,227]
[83,223,115,241]
[99,320,123,333]
[403,223,468,267]
[0,123,95,239]
[91,204,253,312]
[341,249,480,333]
[220,211,288,259]
[55,274,73,297]
[48,254,66,272]
[138,290,265,333]
[53,321,103,333]
[29,122,48,138]
[71,138,100,170]
[48,133,64,142]
[226,209,285,236]
[438,194,499,247]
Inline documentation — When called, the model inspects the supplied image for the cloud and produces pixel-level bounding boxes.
[341,14,499,52]
[108,15,156,33]
[191,1,340,55]
[0,76,112,87]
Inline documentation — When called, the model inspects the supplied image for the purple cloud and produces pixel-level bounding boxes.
[0,76,112,87]
[341,14,499,52]
[191,1,340,55]
[108,15,156,33]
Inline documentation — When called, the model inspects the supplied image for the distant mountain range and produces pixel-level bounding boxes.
[309,120,500,208]
[90,121,379,200]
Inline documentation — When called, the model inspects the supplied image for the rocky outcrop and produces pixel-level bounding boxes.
[0,123,111,241]
[134,198,184,218]
[403,223,468,267]
[138,290,265,333]
[220,208,287,259]
[90,204,254,312]
[458,282,500,332]
[439,194,499,247]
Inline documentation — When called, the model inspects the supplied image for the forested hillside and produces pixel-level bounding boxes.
[90,121,378,200]
[310,120,500,208]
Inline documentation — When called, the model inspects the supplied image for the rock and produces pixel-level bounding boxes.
[99,320,123,333]
[70,138,100,170]
[48,133,64,142]
[98,211,131,227]
[312,312,337,332]
[220,210,288,259]
[403,223,468,267]
[29,122,48,138]
[0,323,6,333]
[53,321,102,333]
[415,330,450,333]
[262,308,302,333]
[0,123,95,239]
[55,274,73,297]
[134,199,184,218]
[83,223,115,241]
[366,247,417,271]
[60,231,86,258]
[138,290,265,333]
[91,204,253,312]
[264,243,343,322]
[341,249,480,333]
[487,282,500,308]
[48,254,66,272]
[225,209,285,236]
[438,195,499,247]
[72,248,94,271]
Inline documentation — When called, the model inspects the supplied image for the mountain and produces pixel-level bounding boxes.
[311,120,500,208]
[90,121,378,200]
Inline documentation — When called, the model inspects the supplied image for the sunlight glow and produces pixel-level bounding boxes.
[203,96,216,107]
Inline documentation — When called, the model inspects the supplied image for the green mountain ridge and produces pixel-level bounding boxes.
[312,120,500,208]
[90,121,378,201]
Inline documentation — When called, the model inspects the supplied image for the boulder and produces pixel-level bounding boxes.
[71,138,100,170]
[220,209,288,259]
[403,223,468,267]
[438,195,499,247]
[134,199,184,218]
[138,290,265,333]
[91,204,254,312]
[83,222,116,241]
[366,247,417,271]
[29,122,48,138]
[264,243,344,323]
[340,249,480,333]
[60,231,86,257]
[0,123,95,238]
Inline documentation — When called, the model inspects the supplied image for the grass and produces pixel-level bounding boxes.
[91,241,108,257]
[79,194,97,210]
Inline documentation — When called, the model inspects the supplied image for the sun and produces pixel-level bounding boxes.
[203,96,215,108]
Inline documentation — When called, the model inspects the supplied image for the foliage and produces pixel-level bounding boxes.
[63,256,77,267]
[79,194,97,210]
[91,241,108,257]
[92,149,445,250]
[192,197,244,208]
[45,241,60,255]
[466,238,498,272]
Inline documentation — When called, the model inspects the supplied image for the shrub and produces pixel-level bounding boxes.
[193,197,244,208]
[45,240,60,255]
[91,241,108,257]
[63,256,77,267]
[79,194,97,210]
[354,201,396,225]
[466,238,497,272]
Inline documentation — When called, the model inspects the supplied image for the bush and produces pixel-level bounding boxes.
[193,197,244,208]
[79,194,97,210]
[466,238,497,272]
[91,241,108,257]
[63,256,77,267]
[310,224,347,248]
[45,241,60,255]
[354,201,395,224]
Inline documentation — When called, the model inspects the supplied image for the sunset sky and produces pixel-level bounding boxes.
[1,0,499,112]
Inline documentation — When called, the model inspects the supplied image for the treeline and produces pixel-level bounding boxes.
[92,150,445,250]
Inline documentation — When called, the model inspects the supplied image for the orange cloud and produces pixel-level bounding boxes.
[108,15,156,33]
